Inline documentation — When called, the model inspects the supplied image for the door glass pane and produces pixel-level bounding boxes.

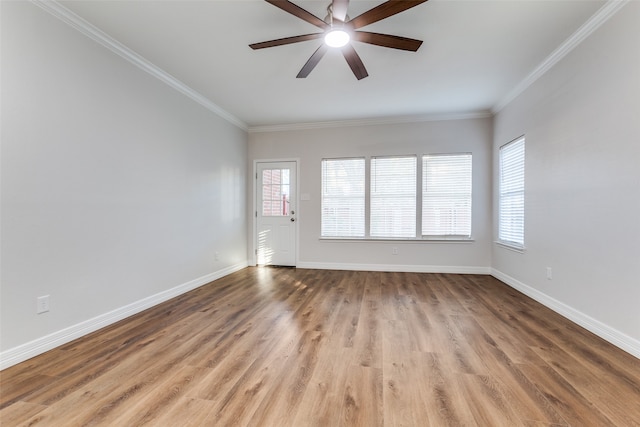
[262,169,290,216]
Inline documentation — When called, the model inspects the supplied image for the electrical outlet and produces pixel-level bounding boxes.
[546,267,553,280]
[392,247,399,255]
[37,295,50,314]
[215,252,219,261]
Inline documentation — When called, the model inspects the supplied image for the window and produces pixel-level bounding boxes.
[499,137,525,248]
[422,154,472,237]
[320,153,473,241]
[321,158,365,237]
[370,156,417,238]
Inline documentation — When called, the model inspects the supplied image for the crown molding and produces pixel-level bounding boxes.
[32,0,625,131]
[492,0,629,114]
[248,110,493,133]
[31,0,248,131]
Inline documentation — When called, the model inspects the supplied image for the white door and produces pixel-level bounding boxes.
[256,161,297,266]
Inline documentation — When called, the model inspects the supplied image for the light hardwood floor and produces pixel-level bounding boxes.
[1,268,639,426]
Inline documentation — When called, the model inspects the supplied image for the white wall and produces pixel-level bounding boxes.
[0,2,247,361]
[492,2,640,355]
[248,118,493,272]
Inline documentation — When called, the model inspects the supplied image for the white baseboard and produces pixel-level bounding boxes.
[491,268,640,359]
[297,261,491,275]
[0,262,248,370]
[7,263,634,370]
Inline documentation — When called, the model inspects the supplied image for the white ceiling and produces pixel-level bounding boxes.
[58,0,607,128]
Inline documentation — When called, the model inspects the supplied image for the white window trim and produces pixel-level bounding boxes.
[494,240,525,252]
[320,237,475,243]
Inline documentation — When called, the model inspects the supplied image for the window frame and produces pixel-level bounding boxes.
[320,153,474,242]
[370,155,418,239]
[497,136,526,250]
[421,153,472,238]
[320,157,366,238]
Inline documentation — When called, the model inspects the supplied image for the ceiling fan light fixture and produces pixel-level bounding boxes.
[251,0,428,79]
[324,29,350,48]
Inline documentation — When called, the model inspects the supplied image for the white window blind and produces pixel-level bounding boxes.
[321,158,365,237]
[499,137,525,247]
[370,156,417,238]
[422,154,472,237]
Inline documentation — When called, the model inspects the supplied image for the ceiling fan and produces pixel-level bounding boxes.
[250,0,429,80]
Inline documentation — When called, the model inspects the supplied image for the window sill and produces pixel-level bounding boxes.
[495,241,525,253]
[319,237,475,243]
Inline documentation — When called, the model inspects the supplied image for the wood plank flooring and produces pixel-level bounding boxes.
[1,268,639,426]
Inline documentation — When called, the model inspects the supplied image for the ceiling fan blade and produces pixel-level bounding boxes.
[331,0,350,22]
[265,0,329,30]
[297,44,329,78]
[341,44,368,80]
[250,33,324,50]
[348,0,429,30]
[352,31,423,51]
